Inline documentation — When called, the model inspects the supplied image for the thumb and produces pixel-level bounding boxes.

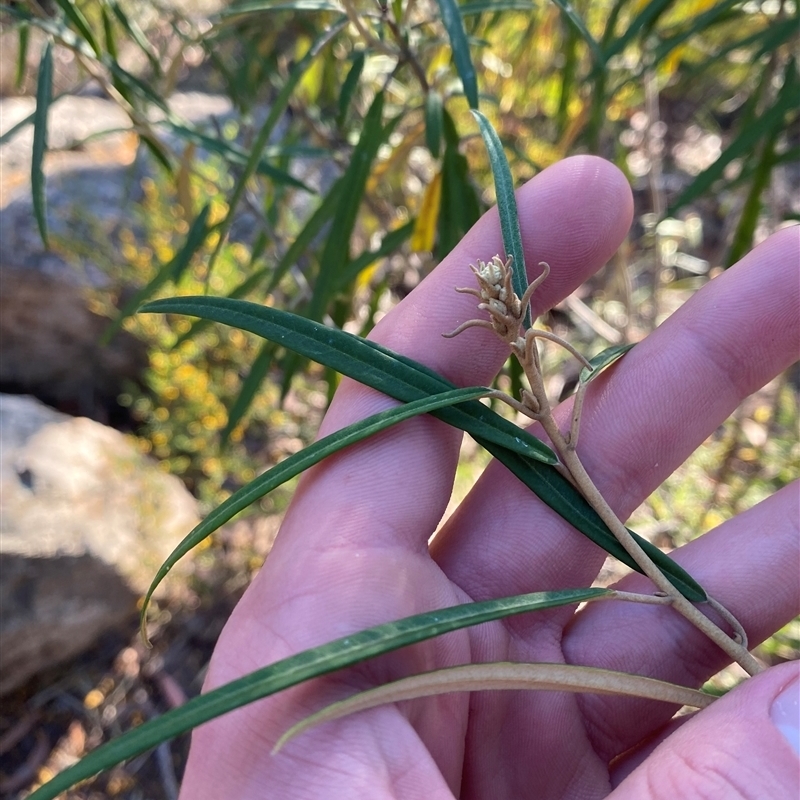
[610,662,799,799]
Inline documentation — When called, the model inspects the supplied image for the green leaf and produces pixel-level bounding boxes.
[333,220,415,292]
[216,0,343,17]
[52,0,102,57]
[32,39,53,249]
[34,587,609,800]
[101,4,118,60]
[726,125,779,267]
[139,295,708,604]
[459,0,535,14]
[435,0,479,109]
[204,22,345,288]
[110,0,161,75]
[141,296,558,466]
[579,343,635,384]
[163,121,315,192]
[549,0,603,67]
[602,0,676,61]
[472,110,530,326]
[667,61,798,215]
[338,50,365,126]
[437,109,481,257]
[478,441,705,601]
[306,92,392,321]
[108,60,170,112]
[142,386,492,619]
[219,340,275,447]
[425,90,443,159]
[15,21,28,89]
[102,205,212,344]
[0,4,95,56]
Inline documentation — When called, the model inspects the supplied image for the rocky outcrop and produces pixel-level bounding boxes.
[0,394,199,695]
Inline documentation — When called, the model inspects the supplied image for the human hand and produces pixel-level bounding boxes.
[179,156,799,799]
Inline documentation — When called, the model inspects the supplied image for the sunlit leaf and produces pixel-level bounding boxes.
[163,121,315,191]
[204,21,346,285]
[110,0,162,74]
[411,171,443,252]
[460,0,535,13]
[15,21,28,89]
[306,92,392,321]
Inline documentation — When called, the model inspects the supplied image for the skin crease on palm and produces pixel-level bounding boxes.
[179,157,800,800]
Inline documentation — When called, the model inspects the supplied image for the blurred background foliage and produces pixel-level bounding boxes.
[3,0,797,527]
[1,2,797,795]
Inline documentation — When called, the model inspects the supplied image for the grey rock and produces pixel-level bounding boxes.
[0,395,199,695]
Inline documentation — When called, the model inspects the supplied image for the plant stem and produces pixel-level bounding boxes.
[537,411,763,676]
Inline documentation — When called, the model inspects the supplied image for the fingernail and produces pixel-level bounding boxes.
[771,676,800,756]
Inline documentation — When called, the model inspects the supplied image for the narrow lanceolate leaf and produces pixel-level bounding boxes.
[435,0,479,109]
[338,50,365,126]
[306,92,390,321]
[335,219,415,291]
[472,111,530,327]
[141,297,558,465]
[410,172,442,252]
[438,110,481,258]
[33,588,609,800]
[549,0,603,67]
[139,296,707,603]
[276,661,715,750]
[102,205,212,344]
[32,39,53,249]
[163,122,315,192]
[602,0,676,61]
[579,343,634,384]
[425,90,443,159]
[460,0,535,14]
[216,0,343,17]
[52,0,102,57]
[101,5,118,60]
[15,22,28,89]
[141,386,492,625]
[110,0,161,75]
[219,340,275,447]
